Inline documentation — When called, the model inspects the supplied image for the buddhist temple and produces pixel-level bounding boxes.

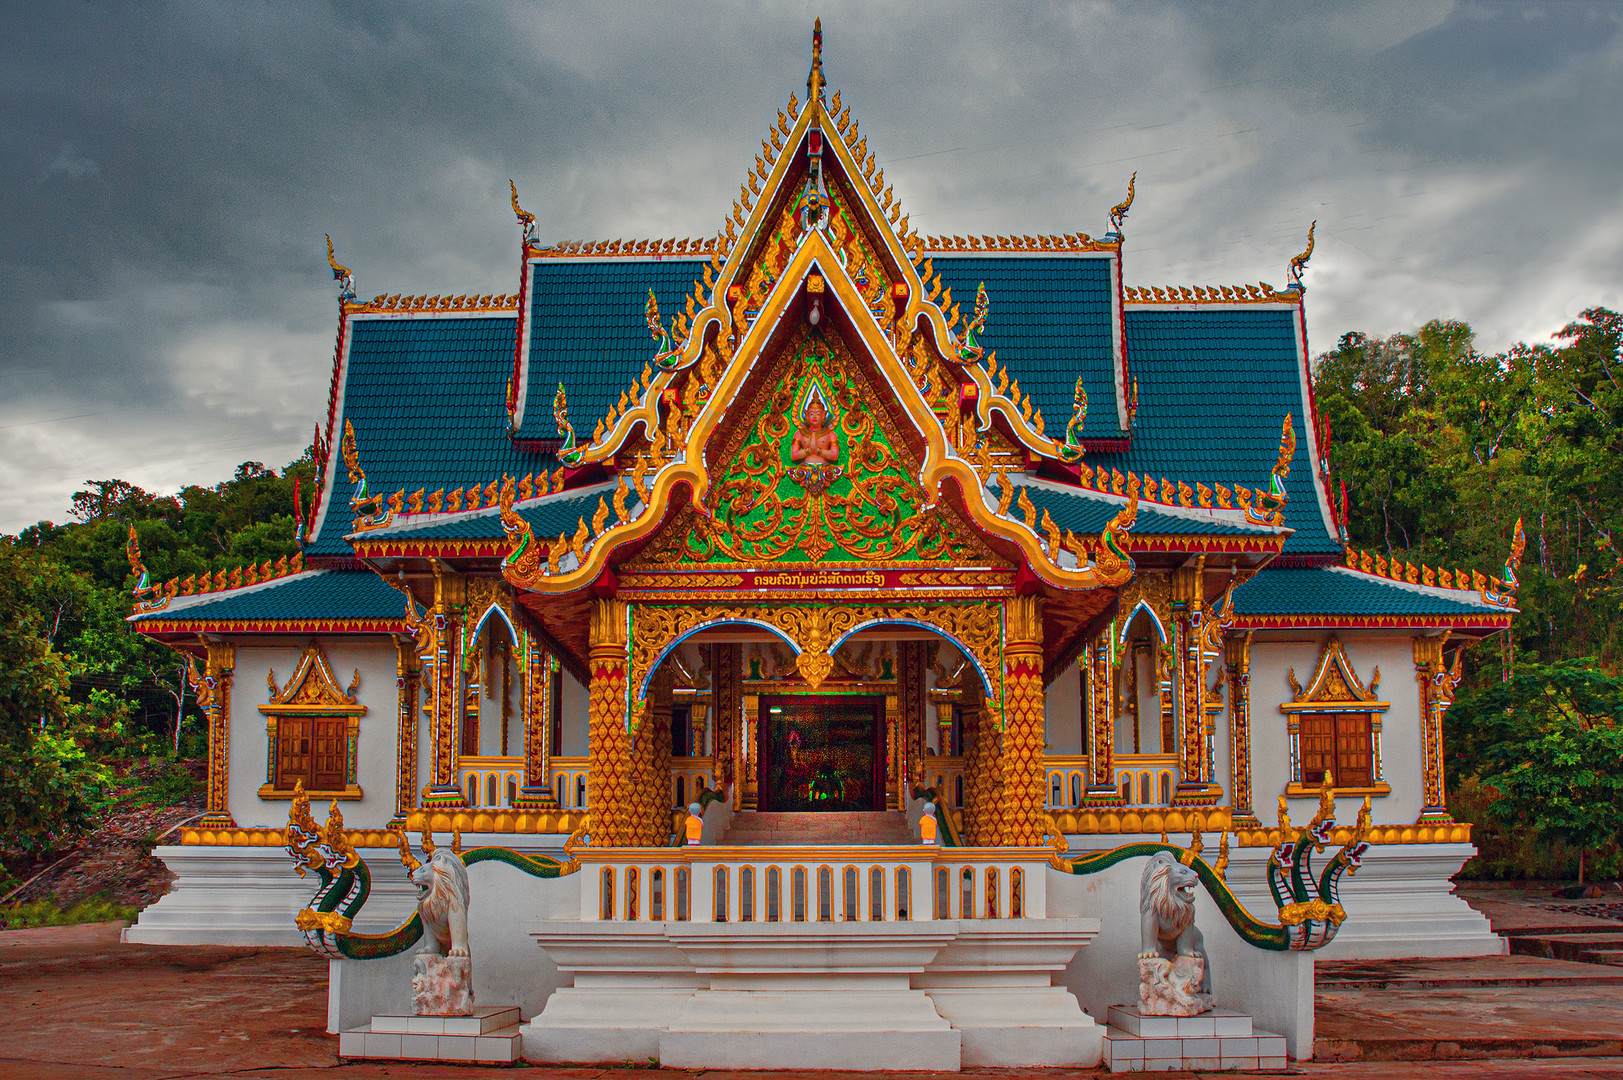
[123,24,1521,1068]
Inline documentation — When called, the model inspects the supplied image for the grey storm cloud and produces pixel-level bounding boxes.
[2,0,1620,531]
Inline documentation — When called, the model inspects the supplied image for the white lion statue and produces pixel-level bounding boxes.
[1138,851,1212,1013]
[412,846,471,958]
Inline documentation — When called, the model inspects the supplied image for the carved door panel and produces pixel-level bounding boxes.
[312,716,348,791]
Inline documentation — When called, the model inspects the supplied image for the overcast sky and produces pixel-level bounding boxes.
[3,1,1620,533]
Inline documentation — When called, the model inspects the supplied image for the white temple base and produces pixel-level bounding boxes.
[523,917,1101,1070]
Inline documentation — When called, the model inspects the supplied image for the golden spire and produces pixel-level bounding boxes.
[807,18,824,101]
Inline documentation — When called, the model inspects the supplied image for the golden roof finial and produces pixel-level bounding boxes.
[509,179,537,241]
[807,18,825,101]
[325,234,354,300]
[1288,220,1316,288]
[1109,172,1136,234]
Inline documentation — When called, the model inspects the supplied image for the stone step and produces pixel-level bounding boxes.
[1314,1034,1623,1062]
[1317,956,1623,990]
[1510,933,1623,966]
[720,811,914,846]
[340,1019,522,1063]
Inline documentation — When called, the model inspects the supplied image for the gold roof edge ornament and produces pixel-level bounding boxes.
[326,234,355,302]
[807,18,824,101]
[126,524,171,613]
[341,419,392,531]
[1287,220,1315,292]
[1123,283,1295,305]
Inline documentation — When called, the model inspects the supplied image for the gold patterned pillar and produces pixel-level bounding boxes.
[421,564,467,807]
[900,641,927,791]
[712,643,740,798]
[626,668,674,845]
[1172,563,1218,799]
[1087,634,1117,797]
[1000,596,1048,846]
[393,638,420,822]
[196,641,236,827]
[1225,631,1257,827]
[587,598,634,845]
[961,693,1000,845]
[1413,634,1459,822]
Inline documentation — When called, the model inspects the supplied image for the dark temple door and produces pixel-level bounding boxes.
[758,695,884,812]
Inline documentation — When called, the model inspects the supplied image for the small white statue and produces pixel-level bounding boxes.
[407,837,474,1016]
[414,846,471,958]
[685,802,704,846]
[1137,851,1213,1015]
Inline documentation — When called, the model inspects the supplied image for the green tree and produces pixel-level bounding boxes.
[1446,660,1623,882]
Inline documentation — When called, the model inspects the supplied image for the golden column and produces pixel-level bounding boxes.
[1172,561,1219,799]
[961,696,1000,845]
[999,595,1048,846]
[1413,634,1460,822]
[1225,631,1258,828]
[624,668,674,845]
[587,598,634,845]
[1086,635,1116,797]
[516,626,557,809]
[711,643,741,798]
[194,641,236,827]
[393,638,420,822]
[423,563,466,805]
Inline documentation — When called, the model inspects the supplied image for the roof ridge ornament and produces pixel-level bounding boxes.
[1287,220,1316,290]
[807,18,825,102]
[325,235,354,302]
[1108,172,1136,237]
[509,180,537,243]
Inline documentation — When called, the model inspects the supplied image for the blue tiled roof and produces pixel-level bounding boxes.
[514,258,708,441]
[932,257,1123,438]
[128,570,410,623]
[1233,567,1495,616]
[1019,482,1281,538]
[355,487,612,543]
[308,315,555,556]
[1088,308,1339,555]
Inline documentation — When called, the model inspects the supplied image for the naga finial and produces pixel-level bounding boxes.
[1287,221,1316,289]
[509,179,537,242]
[1109,172,1136,234]
[325,234,355,301]
[1058,374,1089,461]
[1503,517,1526,593]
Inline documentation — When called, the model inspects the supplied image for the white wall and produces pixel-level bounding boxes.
[226,636,401,830]
[560,670,589,757]
[1246,632,1426,827]
[1044,662,1083,755]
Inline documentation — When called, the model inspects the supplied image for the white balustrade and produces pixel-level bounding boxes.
[575,848,1051,925]
[459,756,525,809]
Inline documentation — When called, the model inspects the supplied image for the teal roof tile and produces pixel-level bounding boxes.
[1089,308,1339,555]
[308,315,556,556]
[515,259,708,441]
[932,257,1123,437]
[1232,567,1496,616]
[128,570,410,624]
